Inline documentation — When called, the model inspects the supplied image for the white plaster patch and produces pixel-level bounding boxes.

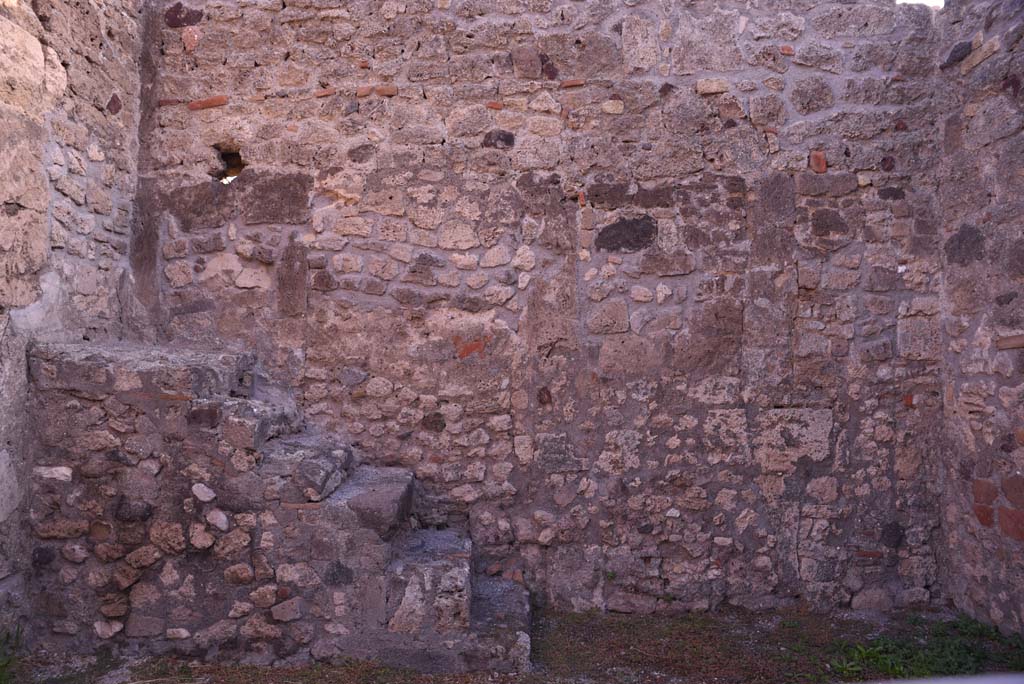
[33,466,72,481]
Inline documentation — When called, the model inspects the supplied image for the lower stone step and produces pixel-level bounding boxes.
[345,530,531,673]
[465,575,532,672]
[386,528,473,637]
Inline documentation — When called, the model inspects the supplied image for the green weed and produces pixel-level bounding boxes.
[0,626,23,684]
[829,616,1024,680]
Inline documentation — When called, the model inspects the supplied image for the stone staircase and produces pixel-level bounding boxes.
[24,342,530,671]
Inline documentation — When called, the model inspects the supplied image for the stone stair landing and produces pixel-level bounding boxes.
[24,342,531,672]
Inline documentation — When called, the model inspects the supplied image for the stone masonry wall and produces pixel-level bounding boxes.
[6,0,1024,656]
[934,0,1024,634]
[0,0,143,636]
[135,0,952,616]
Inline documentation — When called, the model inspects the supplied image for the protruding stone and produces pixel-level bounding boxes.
[696,78,730,95]
[225,563,255,584]
[191,483,216,502]
[93,620,123,640]
[189,523,215,550]
[34,466,72,482]
[271,597,304,622]
[206,508,230,532]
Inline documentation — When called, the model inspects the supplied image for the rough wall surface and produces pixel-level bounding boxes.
[935,0,1024,634]
[0,0,143,635]
[135,0,949,618]
[7,0,1024,668]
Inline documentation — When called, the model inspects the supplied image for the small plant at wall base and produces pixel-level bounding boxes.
[0,626,22,684]
[829,617,1024,680]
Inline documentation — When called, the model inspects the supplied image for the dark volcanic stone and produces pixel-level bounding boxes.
[482,129,515,149]
[106,94,122,114]
[192,234,225,254]
[595,215,658,252]
[450,293,487,312]
[881,521,905,548]
[241,173,313,225]
[634,185,675,208]
[32,546,56,568]
[421,412,446,433]
[115,497,153,523]
[944,224,985,266]
[752,172,796,226]
[165,2,203,27]
[516,171,562,201]
[278,238,308,317]
[996,292,1018,306]
[878,187,905,200]
[188,403,222,428]
[347,144,375,163]
[811,208,849,236]
[163,181,238,233]
[540,53,559,80]
[588,181,630,209]
[940,41,972,70]
[324,561,355,586]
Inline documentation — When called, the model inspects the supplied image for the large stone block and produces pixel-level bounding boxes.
[622,16,659,71]
[897,317,942,361]
[0,17,44,115]
[752,409,833,475]
[672,9,743,74]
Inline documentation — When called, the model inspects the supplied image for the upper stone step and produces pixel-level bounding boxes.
[259,433,355,502]
[29,342,255,400]
[219,396,304,450]
[322,466,414,540]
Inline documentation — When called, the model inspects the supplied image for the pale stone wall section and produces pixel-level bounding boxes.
[0,0,144,638]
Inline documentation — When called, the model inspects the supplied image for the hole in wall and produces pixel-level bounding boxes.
[213,144,245,185]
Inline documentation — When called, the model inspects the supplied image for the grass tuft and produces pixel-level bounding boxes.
[0,626,22,684]
[829,615,1024,680]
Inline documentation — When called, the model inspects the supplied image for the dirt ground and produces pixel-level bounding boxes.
[13,607,1024,684]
